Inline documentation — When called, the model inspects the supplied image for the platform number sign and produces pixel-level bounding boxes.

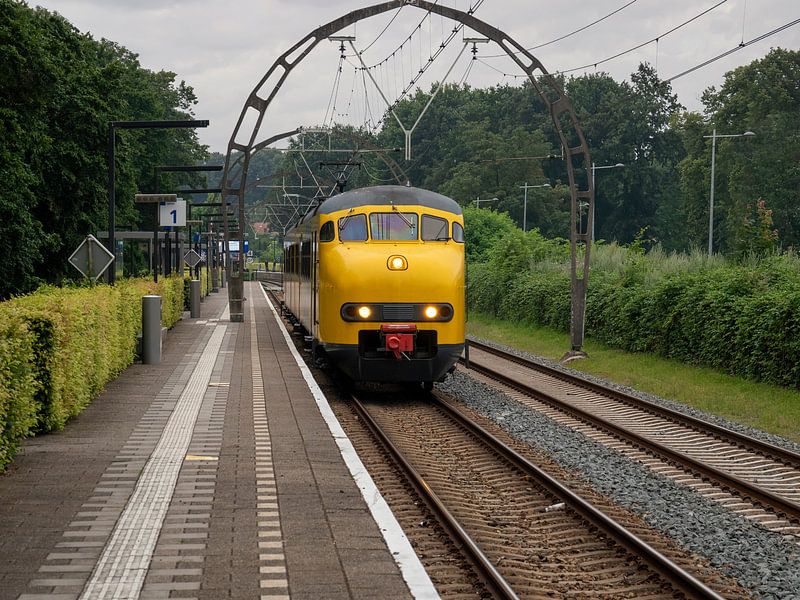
[159,200,186,227]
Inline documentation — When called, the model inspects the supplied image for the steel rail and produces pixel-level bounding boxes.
[468,339,800,469]
[461,345,800,524]
[348,393,520,600]
[429,393,725,600]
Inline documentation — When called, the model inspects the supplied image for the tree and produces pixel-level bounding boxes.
[566,64,685,247]
[0,1,208,297]
[698,48,800,252]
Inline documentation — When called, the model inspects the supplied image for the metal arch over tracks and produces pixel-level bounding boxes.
[222,0,594,351]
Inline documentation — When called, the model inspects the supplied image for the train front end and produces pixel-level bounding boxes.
[317,186,465,385]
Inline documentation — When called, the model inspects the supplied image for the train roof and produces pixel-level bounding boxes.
[317,185,462,216]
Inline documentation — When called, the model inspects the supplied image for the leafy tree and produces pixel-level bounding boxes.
[0,1,207,298]
[696,48,800,252]
[566,64,686,248]
[462,206,516,263]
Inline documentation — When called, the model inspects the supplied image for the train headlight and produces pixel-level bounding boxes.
[387,255,408,271]
[424,305,439,319]
[357,306,372,319]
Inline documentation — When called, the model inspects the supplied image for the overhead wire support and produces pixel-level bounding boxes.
[350,38,471,160]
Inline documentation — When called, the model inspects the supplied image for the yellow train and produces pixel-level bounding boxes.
[282,185,465,388]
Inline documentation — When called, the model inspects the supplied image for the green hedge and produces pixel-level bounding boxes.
[0,308,38,469]
[469,256,800,388]
[182,267,211,311]
[0,275,184,471]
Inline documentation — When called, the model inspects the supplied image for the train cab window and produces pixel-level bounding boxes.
[320,221,335,242]
[452,222,465,243]
[339,214,368,241]
[370,212,418,241]
[421,214,449,241]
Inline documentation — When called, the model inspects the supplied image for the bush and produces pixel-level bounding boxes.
[469,242,800,388]
[0,275,184,471]
[0,308,38,470]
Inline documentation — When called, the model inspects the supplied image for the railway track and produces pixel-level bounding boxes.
[349,391,732,599]
[463,339,800,533]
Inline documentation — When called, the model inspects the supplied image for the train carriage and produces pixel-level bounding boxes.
[283,185,465,387]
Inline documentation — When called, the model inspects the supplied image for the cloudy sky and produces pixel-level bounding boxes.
[33,0,799,152]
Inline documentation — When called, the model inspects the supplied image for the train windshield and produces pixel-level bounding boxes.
[338,214,368,241]
[370,212,418,241]
[421,215,449,241]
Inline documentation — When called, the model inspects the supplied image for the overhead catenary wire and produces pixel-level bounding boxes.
[322,54,345,126]
[381,0,486,109]
[359,0,443,71]
[482,0,640,58]
[667,17,800,81]
[360,5,405,54]
[553,0,729,75]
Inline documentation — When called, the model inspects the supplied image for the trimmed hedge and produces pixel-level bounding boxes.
[469,256,800,388]
[0,275,184,471]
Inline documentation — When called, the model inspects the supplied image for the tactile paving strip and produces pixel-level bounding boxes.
[250,292,290,599]
[78,325,227,599]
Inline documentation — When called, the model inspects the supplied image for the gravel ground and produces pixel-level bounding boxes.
[438,356,800,599]
[467,335,800,456]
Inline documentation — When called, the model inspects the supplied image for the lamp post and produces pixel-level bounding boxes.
[475,196,499,208]
[590,162,624,242]
[519,183,551,232]
[702,129,756,256]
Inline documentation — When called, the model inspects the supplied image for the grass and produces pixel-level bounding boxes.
[467,312,800,443]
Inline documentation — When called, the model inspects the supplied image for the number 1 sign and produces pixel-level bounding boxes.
[159,200,187,227]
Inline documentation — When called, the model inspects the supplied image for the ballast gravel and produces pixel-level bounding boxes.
[438,345,800,600]
[468,335,800,457]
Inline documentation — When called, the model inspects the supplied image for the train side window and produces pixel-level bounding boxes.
[452,222,464,243]
[421,214,449,241]
[339,214,368,241]
[370,212,418,240]
[320,221,335,242]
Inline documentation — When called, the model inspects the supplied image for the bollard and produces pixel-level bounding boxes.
[190,280,201,318]
[228,275,244,322]
[142,295,162,364]
[211,267,219,293]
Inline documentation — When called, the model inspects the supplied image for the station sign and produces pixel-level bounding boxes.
[159,200,187,227]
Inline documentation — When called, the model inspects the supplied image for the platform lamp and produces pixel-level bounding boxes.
[703,129,756,256]
[590,162,624,242]
[519,183,551,232]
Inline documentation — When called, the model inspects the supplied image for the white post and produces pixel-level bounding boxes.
[591,163,596,242]
[522,183,529,232]
[708,128,717,257]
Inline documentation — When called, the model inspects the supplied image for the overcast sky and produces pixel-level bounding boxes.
[33,0,799,152]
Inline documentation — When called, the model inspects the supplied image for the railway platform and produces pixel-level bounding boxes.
[0,281,435,600]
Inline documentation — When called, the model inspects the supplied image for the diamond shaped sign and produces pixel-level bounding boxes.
[68,234,115,281]
[184,249,202,268]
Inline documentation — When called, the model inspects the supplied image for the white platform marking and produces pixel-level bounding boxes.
[257,284,438,599]
[79,324,227,599]
[250,292,290,597]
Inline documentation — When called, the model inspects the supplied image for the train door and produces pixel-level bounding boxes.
[311,230,318,338]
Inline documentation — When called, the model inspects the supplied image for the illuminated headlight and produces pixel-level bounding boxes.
[387,255,408,271]
[424,306,439,319]
[357,306,372,319]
